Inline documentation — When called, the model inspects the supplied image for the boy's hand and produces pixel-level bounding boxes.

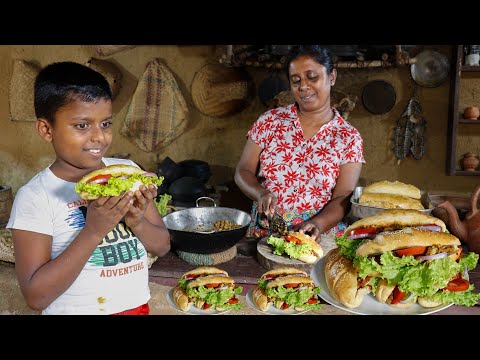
[124,184,157,229]
[84,194,133,239]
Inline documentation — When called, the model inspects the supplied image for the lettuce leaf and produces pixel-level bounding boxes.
[266,235,312,259]
[265,285,322,310]
[186,285,243,310]
[75,173,164,198]
[154,193,172,216]
[335,235,365,260]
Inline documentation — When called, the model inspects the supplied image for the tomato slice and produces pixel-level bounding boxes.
[281,302,290,310]
[444,278,470,292]
[358,275,372,288]
[204,283,220,288]
[390,286,406,304]
[306,297,318,304]
[350,227,377,236]
[284,235,301,244]
[203,303,211,310]
[227,297,238,304]
[87,174,112,185]
[284,283,299,288]
[395,246,427,257]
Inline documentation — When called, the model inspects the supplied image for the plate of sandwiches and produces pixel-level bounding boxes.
[166,266,243,315]
[310,208,480,315]
[246,266,322,315]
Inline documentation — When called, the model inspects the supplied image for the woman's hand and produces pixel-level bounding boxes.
[124,185,158,229]
[257,189,278,216]
[294,221,321,241]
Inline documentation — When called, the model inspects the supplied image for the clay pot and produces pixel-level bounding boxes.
[461,152,480,171]
[463,106,480,120]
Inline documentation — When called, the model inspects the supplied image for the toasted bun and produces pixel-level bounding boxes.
[252,285,271,311]
[324,248,370,308]
[266,275,314,289]
[287,231,324,258]
[182,266,228,278]
[187,275,234,288]
[355,227,461,256]
[363,180,421,200]
[375,279,417,308]
[172,285,192,312]
[78,164,146,184]
[261,267,307,279]
[77,164,151,200]
[345,209,447,236]
[418,296,443,308]
[359,193,424,210]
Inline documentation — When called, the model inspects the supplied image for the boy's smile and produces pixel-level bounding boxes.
[38,98,113,182]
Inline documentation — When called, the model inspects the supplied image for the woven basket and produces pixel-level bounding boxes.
[121,58,189,153]
[9,60,40,122]
[92,45,137,57]
[0,228,15,263]
[191,64,254,118]
[86,58,123,99]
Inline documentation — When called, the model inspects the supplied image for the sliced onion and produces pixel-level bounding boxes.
[415,225,443,232]
[348,233,375,240]
[416,252,448,261]
[463,265,470,281]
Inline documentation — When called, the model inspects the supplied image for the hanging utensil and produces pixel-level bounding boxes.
[410,50,449,88]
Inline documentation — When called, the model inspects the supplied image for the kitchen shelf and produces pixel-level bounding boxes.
[446,45,480,175]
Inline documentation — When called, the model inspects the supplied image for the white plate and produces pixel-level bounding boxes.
[310,256,453,315]
[166,288,231,315]
[245,288,308,315]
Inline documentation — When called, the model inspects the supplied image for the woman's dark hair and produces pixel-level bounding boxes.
[34,61,113,123]
[284,45,334,79]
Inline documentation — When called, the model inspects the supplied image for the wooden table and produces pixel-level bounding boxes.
[149,236,480,315]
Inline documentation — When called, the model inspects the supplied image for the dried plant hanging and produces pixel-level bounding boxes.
[393,85,427,163]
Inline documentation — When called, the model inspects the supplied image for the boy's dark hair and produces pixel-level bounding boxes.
[285,45,334,79]
[34,61,113,123]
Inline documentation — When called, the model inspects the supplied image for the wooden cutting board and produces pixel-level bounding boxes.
[256,235,338,272]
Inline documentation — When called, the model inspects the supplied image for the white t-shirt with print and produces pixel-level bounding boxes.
[7,158,151,315]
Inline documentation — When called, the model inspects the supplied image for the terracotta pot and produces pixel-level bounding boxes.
[463,106,480,120]
[461,152,480,171]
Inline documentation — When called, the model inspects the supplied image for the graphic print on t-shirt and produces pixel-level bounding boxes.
[76,205,146,268]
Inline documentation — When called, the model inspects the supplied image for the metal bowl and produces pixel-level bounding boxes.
[349,186,434,221]
[162,198,251,254]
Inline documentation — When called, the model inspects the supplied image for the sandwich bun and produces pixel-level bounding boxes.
[182,266,228,279]
[363,180,421,200]
[77,164,157,200]
[375,279,417,308]
[265,274,315,289]
[261,266,308,279]
[252,285,271,311]
[345,209,447,236]
[417,296,443,308]
[324,248,370,309]
[355,227,461,257]
[287,231,324,263]
[187,275,234,288]
[359,193,424,210]
[172,284,193,312]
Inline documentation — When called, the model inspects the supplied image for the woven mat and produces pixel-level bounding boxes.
[177,246,237,266]
[0,228,14,263]
[121,58,189,153]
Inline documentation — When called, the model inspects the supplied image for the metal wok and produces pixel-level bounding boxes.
[162,197,251,254]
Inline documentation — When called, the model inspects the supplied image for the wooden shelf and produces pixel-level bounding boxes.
[446,45,480,176]
[459,119,480,124]
[453,170,480,176]
[461,65,480,72]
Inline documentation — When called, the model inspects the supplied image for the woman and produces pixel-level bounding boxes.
[235,45,365,241]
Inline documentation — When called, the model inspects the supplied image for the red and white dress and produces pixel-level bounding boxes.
[246,104,365,239]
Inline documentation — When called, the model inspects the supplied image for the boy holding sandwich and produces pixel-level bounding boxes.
[6,61,171,315]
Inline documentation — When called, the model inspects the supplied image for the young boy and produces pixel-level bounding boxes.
[6,61,171,315]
